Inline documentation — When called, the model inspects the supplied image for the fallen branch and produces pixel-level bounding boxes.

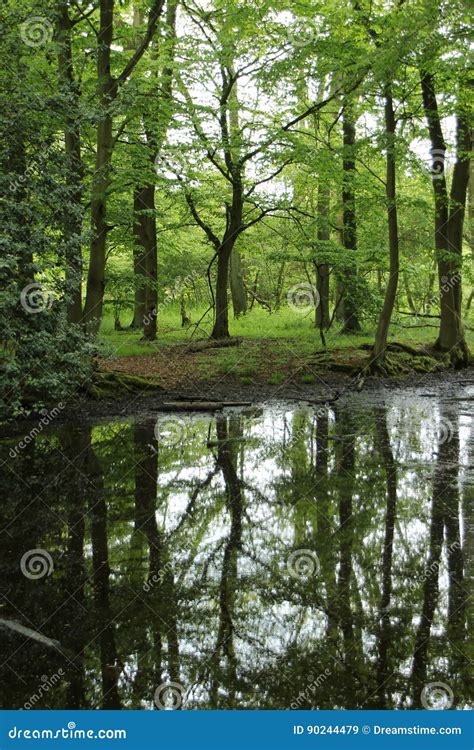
[186,337,242,352]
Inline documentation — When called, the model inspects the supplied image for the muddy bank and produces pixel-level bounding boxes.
[2,365,473,436]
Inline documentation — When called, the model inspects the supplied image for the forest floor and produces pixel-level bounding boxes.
[97,307,474,398]
[91,309,474,415]
[98,336,454,391]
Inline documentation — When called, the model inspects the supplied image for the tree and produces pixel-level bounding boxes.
[82,0,166,334]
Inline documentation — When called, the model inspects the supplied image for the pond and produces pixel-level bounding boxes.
[0,383,472,711]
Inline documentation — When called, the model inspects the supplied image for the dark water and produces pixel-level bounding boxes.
[0,387,472,710]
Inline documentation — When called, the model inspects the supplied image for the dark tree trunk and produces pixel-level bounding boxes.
[334,408,360,676]
[341,108,361,333]
[87,443,122,709]
[82,0,165,335]
[420,71,470,364]
[212,242,234,339]
[373,409,397,708]
[130,244,146,329]
[60,427,89,709]
[132,1,177,340]
[211,416,243,707]
[82,0,116,333]
[57,4,84,325]
[410,406,454,706]
[134,183,157,340]
[210,164,244,339]
[315,184,330,329]
[371,89,400,368]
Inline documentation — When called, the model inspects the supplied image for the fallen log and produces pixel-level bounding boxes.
[159,400,252,411]
[186,337,242,353]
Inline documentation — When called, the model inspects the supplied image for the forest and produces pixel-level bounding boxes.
[0,0,472,417]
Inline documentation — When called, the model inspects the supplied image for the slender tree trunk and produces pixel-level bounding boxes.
[341,107,361,333]
[373,409,397,708]
[371,89,400,368]
[274,262,285,309]
[447,111,471,322]
[130,241,146,329]
[230,247,247,317]
[57,4,84,324]
[315,184,330,329]
[132,1,177,340]
[403,272,417,314]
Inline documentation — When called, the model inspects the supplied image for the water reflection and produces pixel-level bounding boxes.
[0,391,472,710]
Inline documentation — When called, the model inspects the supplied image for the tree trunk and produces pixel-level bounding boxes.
[131,1,177,340]
[82,0,165,335]
[446,111,471,334]
[87,441,121,709]
[211,241,234,339]
[130,242,146,329]
[274,262,285,309]
[373,409,398,708]
[410,406,457,706]
[315,184,330,329]
[341,108,361,333]
[57,4,84,325]
[82,0,116,333]
[403,272,417,314]
[134,183,157,340]
[229,247,247,317]
[371,89,400,368]
[420,71,470,364]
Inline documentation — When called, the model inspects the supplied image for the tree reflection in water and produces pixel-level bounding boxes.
[0,394,472,710]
